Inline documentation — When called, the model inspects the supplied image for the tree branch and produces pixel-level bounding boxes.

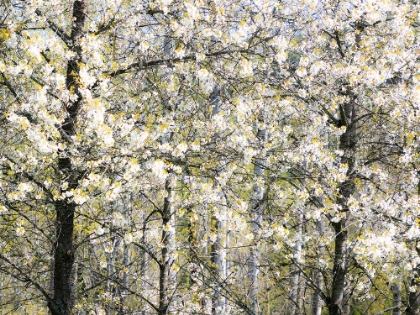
[35,9,71,46]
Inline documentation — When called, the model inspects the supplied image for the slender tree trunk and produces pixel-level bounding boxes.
[312,220,324,315]
[119,209,131,315]
[159,174,176,315]
[211,213,227,315]
[290,209,303,315]
[141,212,150,315]
[209,84,227,315]
[70,261,78,311]
[312,270,323,315]
[105,234,126,315]
[48,2,85,314]
[157,36,177,315]
[225,230,231,315]
[248,206,261,315]
[328,221,347,315]
[211,189,228,314]
[105,238,116,315]
[406,180,420,315]
[249,116,266,315]
[187,205,199,288]
[297,280,305,315]
[392,283,401,315]
[200,207,212,314]
[342,287,351,315]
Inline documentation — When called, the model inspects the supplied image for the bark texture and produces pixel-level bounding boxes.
[48,1,85,314]
[158,174,176,315]
[327,96,357,315]
[406,266,420,315]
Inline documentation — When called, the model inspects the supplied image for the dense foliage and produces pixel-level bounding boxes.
[0,0,420,314]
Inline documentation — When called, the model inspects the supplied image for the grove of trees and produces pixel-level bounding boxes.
[1,0,420,314]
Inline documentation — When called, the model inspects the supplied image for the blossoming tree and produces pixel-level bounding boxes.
[1,0,420,315]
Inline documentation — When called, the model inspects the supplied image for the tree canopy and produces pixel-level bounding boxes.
[1,0,420,314]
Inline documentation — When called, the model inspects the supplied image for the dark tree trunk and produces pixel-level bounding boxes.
[158,174,176,315]
[141,212,151,315]
[406,288,420,315]
[51,200,76,315]
[406,265,420,315]
[327,98,357,315]
[48,1,85,314]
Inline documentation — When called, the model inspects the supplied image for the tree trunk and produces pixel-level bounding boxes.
[48,2,85,314]
[392,283,401,315]
[249,117,266,315]
[209,84,227,315]
[312,270,323,315]
[105,238,117,315]
[187,205,199,288]
[290,209,303,315]
[342,287,351,315]
[199,207,212,314]
[157,35,178,315]
[211,214,226,315]
[406,290,420,315]
[328,221,347,315]
[119,208,131,315]
[327,97,356,315]
[406,265,420,315]
[406,180,420,315]
[51,200,77,315]
[159,174,176,315]
[312,220,324,315]
[141,210,150,315]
